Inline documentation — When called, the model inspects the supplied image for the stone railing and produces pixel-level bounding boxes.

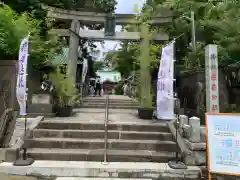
[0,109,17,148]
[167,115,206,166]
[168,115,240,180]
[179,115,206,166]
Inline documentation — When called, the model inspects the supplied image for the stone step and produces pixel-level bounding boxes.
[83,100,137,104]
[82,104,139,109]
[83,100,139,104]
[56,178,152,180]
[0,160,200,179]
[24,148,176,162]
[26,138,177,152]
[83,98,137,102]
[82,102,139,106]
[32,129,173,141]
[37,121,169,132]
[27,113,56,118]
[83,102,139,106]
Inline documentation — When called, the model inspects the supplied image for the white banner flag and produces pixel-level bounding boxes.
[157,42,175,120]
[16,36,29,116]
[81,58,88,83]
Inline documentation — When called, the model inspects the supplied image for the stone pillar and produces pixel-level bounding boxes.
[189,116,201,142]
[67,20,80,82]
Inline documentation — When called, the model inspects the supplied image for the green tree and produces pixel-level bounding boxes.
[146,0,240,68]
[0,4,61,71]
[93,61,105,72]
[105,42,139,78]
[4,0,117,77]
[105,5,162,78]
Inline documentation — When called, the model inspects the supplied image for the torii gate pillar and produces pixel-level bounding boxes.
[67,20,80,82]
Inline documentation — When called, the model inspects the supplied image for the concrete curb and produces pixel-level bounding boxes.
[0,161,201,179]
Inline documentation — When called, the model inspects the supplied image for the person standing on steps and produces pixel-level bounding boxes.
[94,76,102,96]
[122,81,129,96]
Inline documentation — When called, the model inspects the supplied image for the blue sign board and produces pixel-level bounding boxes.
[206,113,240,176]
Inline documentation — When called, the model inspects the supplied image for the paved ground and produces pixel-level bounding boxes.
[47,108,163,125]
[0,172,38,180]
[0,160,201,178]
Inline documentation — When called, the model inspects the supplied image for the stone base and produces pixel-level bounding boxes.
[28,104,55,118]
[168,160,187,169]
[27,113,55,118]
[13,157,35,166]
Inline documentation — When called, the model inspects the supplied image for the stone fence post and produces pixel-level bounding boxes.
[179,115,188,135]
[189,116,201,142]
[179,115,188,126]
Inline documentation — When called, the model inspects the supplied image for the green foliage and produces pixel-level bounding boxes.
[49,67,79,107]
[0,5,62,71]
[148,0,240,68]
[105,43,138,78]
[105,4,162,78]
[114,83,123,95]
[110,0,240,76]
[4,0,116,13]
[225,104,240,113]
[93,61,105,72]
[0,5,31,59]
[4,0,117,77]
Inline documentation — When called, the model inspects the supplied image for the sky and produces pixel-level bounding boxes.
[95,0,146,59]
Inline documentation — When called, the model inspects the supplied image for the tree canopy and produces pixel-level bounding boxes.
[3,0,117,77]
[4,0,116,14]
[106,0,240,78]
[0,4,62,71]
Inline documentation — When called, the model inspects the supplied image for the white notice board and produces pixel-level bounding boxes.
[206,113,240,176]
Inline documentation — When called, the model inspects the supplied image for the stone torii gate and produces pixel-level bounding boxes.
[44,5,173,82]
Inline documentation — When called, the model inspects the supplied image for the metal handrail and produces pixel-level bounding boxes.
[102,95,109,165]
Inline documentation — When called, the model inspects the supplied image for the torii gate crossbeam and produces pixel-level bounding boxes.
[45,5,173,82]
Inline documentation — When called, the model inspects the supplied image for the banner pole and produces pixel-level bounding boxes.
[13,33,34,166]
[168,38,187,169]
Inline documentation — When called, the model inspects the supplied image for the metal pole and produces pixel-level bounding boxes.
[190,11,200,67]
[80,84,83,106]
[167,39,187,169]
[175,115,179,162]
[191,11,196,52]
[132,62,135,98]
[102,95,109,165]
[22,114,27,160]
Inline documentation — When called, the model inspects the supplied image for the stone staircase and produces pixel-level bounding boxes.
[82,96,140,109]
[1,95,200,179]
[24,120,178,163]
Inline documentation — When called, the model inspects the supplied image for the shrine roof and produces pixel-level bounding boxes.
[51,48,82,65]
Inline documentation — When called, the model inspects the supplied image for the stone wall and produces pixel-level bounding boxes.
[28,74,42,101]
[179,69,229,124]
[0,61,18,117]
[0,60,43,117]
